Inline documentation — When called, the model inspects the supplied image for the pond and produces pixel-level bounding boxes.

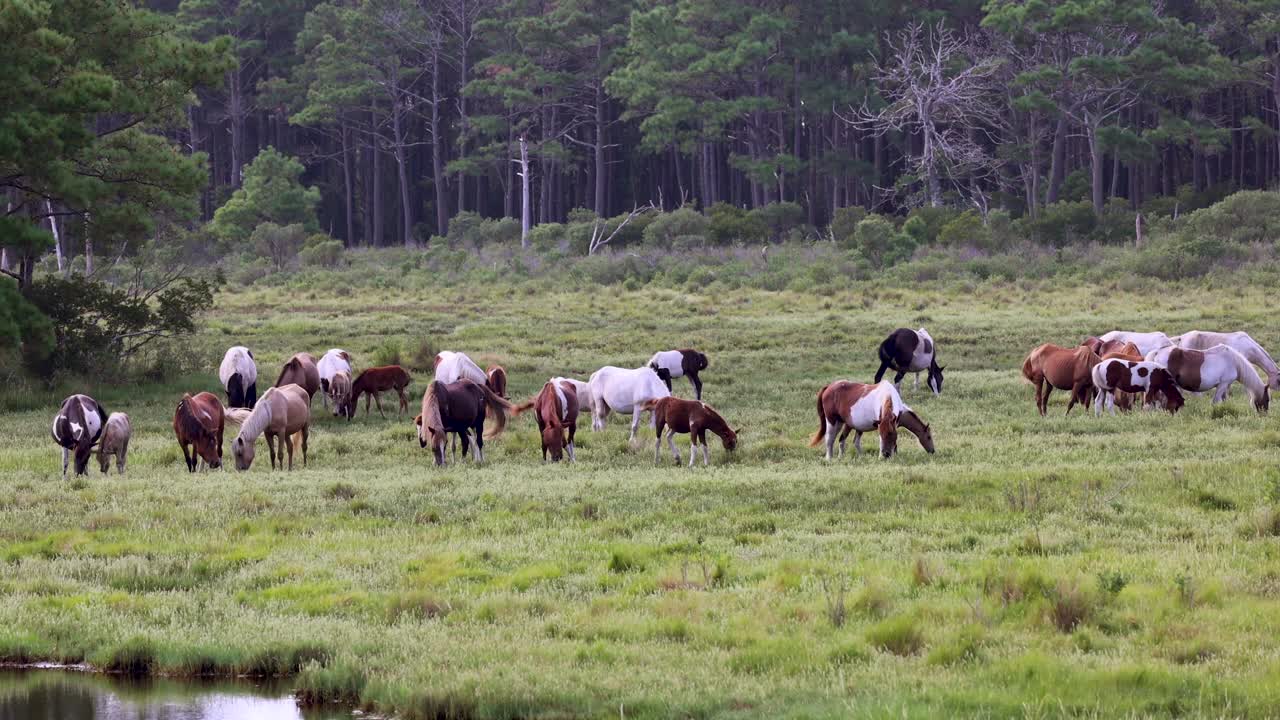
[0,668,358,720]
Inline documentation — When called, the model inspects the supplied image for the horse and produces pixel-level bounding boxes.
[648,349,710,400]
[587,365,672,442]
[415,379,513,465]
[1147,344,1270,413]
[219,346,258,409]
[434,351,488,385]
[275,352,321,404]
[327,370,352,416]
[97,413,131,474]
[173,392,225,471]
[346,365,412,419]
[317,349,353,410]
[874,328,945,395]
[1021,344,1101,416]
[1098,342,1145,410]
[52,394,107,477]
[1083,337,1142,357]
[1172,330,1280,391]
[647,397,739,467]
[1090,359,1185,415]
[514,380,580,462]
[1098,331,1174,358]
[232,384,311,470]
[808,380,934,459]
[486,365,509,399]
[550,377,593,417]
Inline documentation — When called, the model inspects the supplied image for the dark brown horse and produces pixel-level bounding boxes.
[174,392,225,471]
[648,397,739,466]
[346,365,412,419]
[415,379,513,465]
[1022,344,1101,416]
[275,352,321,404]
[514,380,580,462]
[486,365,509,399]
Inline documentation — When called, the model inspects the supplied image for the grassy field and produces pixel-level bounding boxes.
[3,275,1280,719]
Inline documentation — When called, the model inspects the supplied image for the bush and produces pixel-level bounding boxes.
[748,202,805,242]
[209,147,320,247]
[830,206,868,248]
[251,222,308,272]
[854,214,915,269]
[299,235,344,268]
[527,223,566,252]
[707,203,765,245]
[937,210,989,248]
[0,281,54,370]
[904,206,959,245]
[643,207,709,248]
[866,615,924,656]
[1023,200,1096,246]
[1179,190,1280,245]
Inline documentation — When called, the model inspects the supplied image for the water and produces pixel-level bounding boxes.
[0,669,357,720]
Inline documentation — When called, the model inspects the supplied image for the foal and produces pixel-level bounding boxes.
[97,413,132,474]
[346,365,412,419]
[486,365,509,399]
[647,397,739,467]
[514,380,580,462]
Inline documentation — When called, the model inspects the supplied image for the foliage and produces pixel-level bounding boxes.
[937,210,990,248]
[0,281,55,369]
[210,148,321,247]
[252,223,309,272]
[830,206,868,248]
[707,203,766,245]
[854,215,916,269]
[299,235,345,268]
[748,202,805,243]
[1178,190,1280,246]
[642,207,709,248]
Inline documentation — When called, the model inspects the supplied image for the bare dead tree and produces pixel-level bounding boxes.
[843,22,1003,208]
[588,203,654,255]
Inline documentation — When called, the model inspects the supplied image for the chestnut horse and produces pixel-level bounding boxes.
[514,380,580,462]
[486,365,509,399]
[1021,344,1101,416]
[808,381,935,459]
[1091,359,1185,415]
[346,365,412,419]
[275,352,321,404]
[415,379,513,465]
[647,397,739,467]
[174,392,225,471]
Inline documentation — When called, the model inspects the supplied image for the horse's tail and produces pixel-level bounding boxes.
[808,384,829,447]
[512,398,537,417]
[480,384,514,439]
[641,398,662,412]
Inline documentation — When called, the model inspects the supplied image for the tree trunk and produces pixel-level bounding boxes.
[431,55,449,237]
[372,134,384,246]
[393,102,413,247]
[1088,121,1104,215]
[342,122,355,247]
[457,33,470,215]
[83,215,94,276]
[228,66,246,188]
[1046,115,1068,205]
[519,135,531,247]
[504,121,515,218]
[48,201,64,275]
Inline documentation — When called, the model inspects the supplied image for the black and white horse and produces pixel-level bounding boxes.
[52,394,108,477]
[219,345,258,409]
[874,328,944,395]
[648,349,709,400]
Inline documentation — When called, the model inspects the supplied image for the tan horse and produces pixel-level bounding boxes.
[232,384,311,470]
[275,352,321,404]
[1022,344,1101,416]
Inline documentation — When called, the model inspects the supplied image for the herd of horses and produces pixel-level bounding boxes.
[48,326,1275,477]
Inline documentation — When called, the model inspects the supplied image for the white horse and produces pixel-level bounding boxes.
[434,350,488,385]
[550,377,594,418]
[1099,331,1174,358]
[219,346,258,409]
[1171,330,1280,391]
[587,365,671,441]
[316,349,353,410]
[1147,344,1270,413]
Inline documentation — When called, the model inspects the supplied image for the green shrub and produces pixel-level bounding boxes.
[209,147,321,247]
[643,208,709,248]
[748,202,805,242]
[1179,189,1280,245]
[0,281,54,370]
[830,206,868,248]
[251,222,308,271]
[299,235,344,268]
[937,210,989,248]
[854,214,915,269]
[905,205,959,245]
[1024,201,1096,246]
[528,223,566,251]
[866,615,924,656]
[371,339,402,367]
[707,202,765,245]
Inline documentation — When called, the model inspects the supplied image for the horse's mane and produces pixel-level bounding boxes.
[237,388,275,444]
[423,381,445,434]
[1220,345,1266,400]
[275,356,301,388]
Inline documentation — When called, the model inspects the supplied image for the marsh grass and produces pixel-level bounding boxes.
[3,278,1280,717]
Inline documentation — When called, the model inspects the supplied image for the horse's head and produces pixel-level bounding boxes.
[901,411,935,454]
[721,426,740,452]
[1081,337,1104,355]
[878,397,899,459]
[231,435,252,471]
[1257,386,1270,414]
[1148,369,1184,414]
[927,362,945,396]
[195,428,222,469]
[542,425,566,461]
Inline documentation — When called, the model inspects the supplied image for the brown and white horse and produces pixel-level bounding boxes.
[275,352,321,404]
[875,328,944,395]
[1097,342,1145,411]
[1172,330,1280,391]
[1022,344,1101,416]
[808,381,934,459]
[486,365,509,399]
[52,394,108,477]
[415,379,513,465]
[647,397,739,466]
[232,384,311,470]
[97,412,131,474]
[648,349,710,400]
[317,349,353,410]
[1147,344,1270,413]
[514,380,580,462]
[346,365,412,419]
[1091,359,1185,415]
[174,392,225,471]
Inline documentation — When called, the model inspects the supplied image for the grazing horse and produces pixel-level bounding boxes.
[551,376,595,418]
[1097,342,1145,411]
[317,349,353,410]
[648,349,710,400]
[1147,345,1270,413]
[809,381,934,459]
[232,384,311,470]
[327,370,352,416]
[97,413,131,474]
[1083,337,1143,358]
[514,380,580,462]
[1022,344,1101,416]
[173,392,225,471]
[1098,331,1174,358]
[1091,359,1185,415]
[52,394,107,477]
[486,365,509,399]
[219,346,258,409]
[346,365,412,419]
[874,328,945,395]
[415,379,513,465]
[647,397,739,467]
[275,352,321,404]
[1172,330,1280,391]
[587,365,672,442]
[434,351,488,385]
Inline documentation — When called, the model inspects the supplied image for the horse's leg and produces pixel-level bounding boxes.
[667,429,681,464]
[853,431,863,456]
[1041,386,1053,416]
[913,371,920,390]
[874,362,890,384]
[62,447,69,478]
[689,373,703,401]
[1213,383,1229,403]
[824,420,840,461]
[398,387,408,414]
[118,441,127,474]
[285,431,295,471]
[180,443,192,472]
[265,432,276,470]
[363,392,371,416]
[374,392,386,418]
[567,423,577,463]
[1093,387,1105,416]
[654,420,663,464]
[629,407,643,443]
[301,425,309,467]
[893,369,907,387]
[699,430,710,466]
[1065,384,1079,415]
[688,434,698,468]
[473,424,484,463]
[837,426,853,458]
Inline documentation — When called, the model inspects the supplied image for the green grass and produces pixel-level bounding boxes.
[4,276,1280,717]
